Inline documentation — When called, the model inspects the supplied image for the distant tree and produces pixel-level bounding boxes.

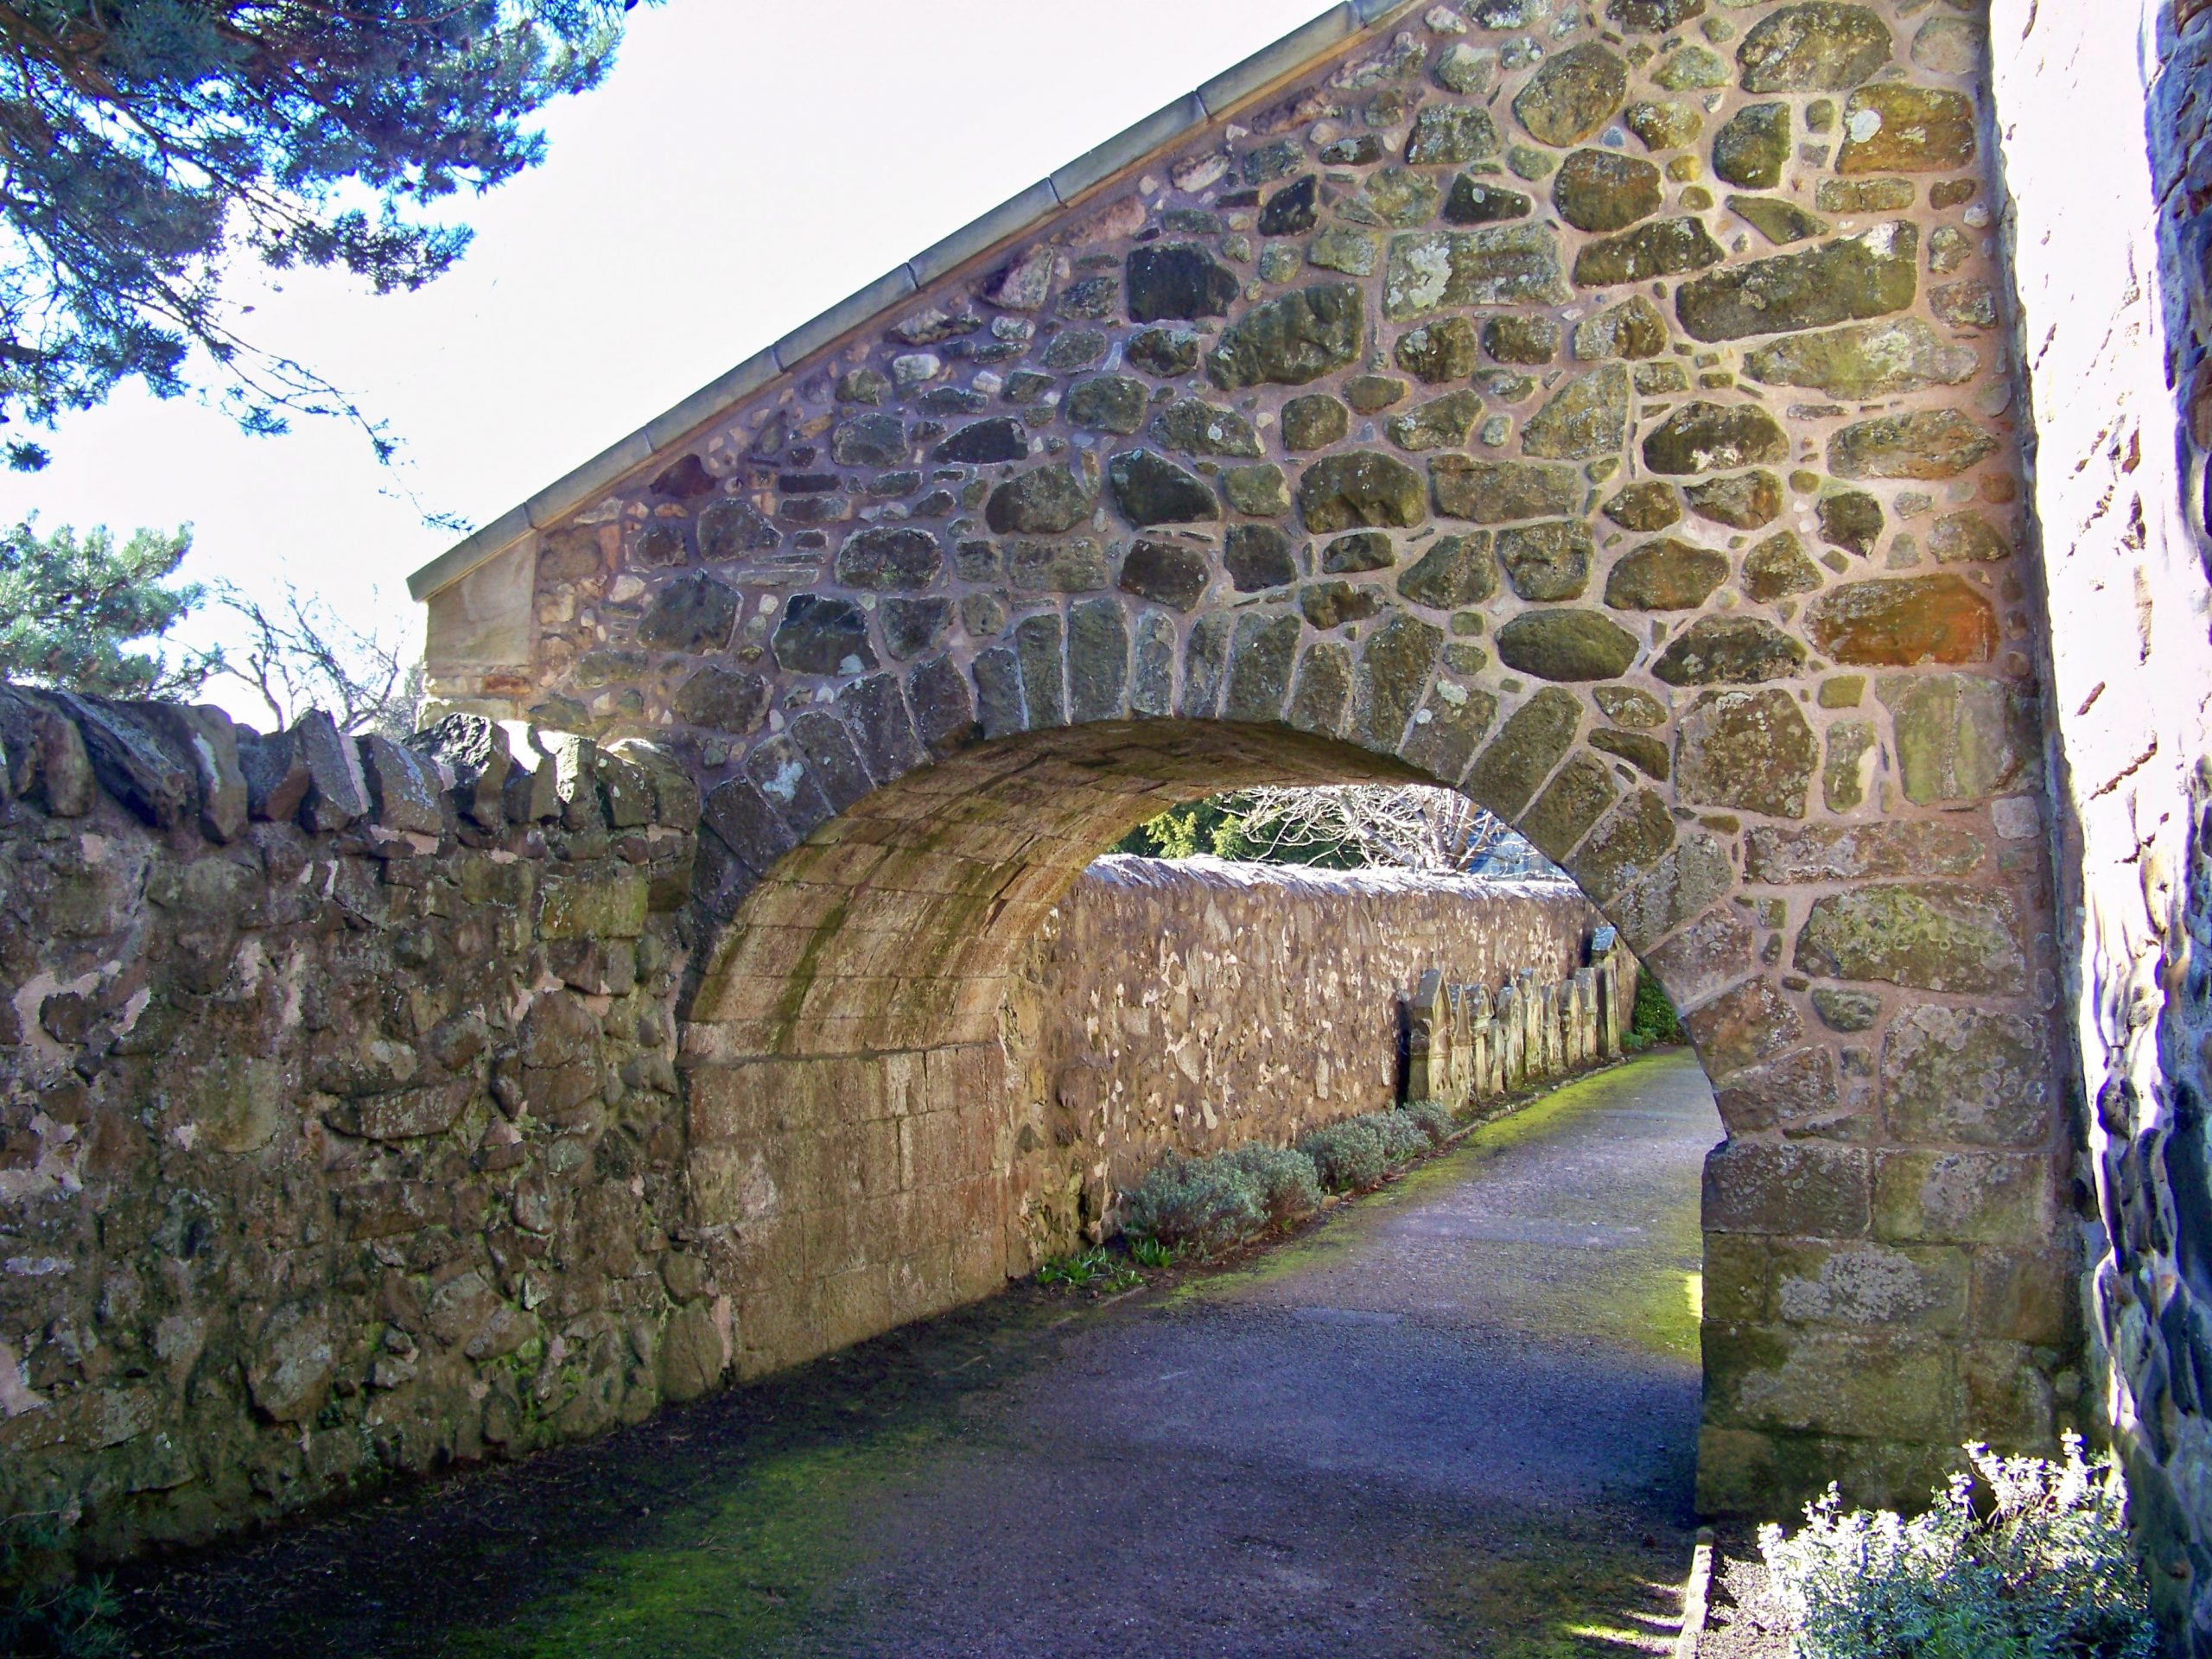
[0,517,218,696]
[0,0,652,470]
[1114,785,1553,877]
[216,582,418,736]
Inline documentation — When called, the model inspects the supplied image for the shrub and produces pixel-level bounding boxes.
[1119,1154,1263,1252]
[1223,1143,1323,1229]
[1374,1108,1430,1162]
[1298,1116,1391,1192]
[1625,975,1684,1049]
[1,1516,123,1659]
[1759,1437,2155,1659]
[1402,1097,1457,1144]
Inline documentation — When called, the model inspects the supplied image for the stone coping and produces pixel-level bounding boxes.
[405,0,1426,605]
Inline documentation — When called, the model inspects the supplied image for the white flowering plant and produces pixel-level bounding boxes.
[1758,1436,2156,1659]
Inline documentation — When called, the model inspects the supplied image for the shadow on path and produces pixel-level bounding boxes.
[114,1050,1721,1659]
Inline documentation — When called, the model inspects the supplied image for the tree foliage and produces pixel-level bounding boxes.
[0,0,650,468]
[0,516,215,696]
[1114,785,1552,876]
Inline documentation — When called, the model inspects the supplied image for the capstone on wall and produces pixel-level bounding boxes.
[421,0,2079,1515]
[1992,0,2212,1647]
[1011,854,1628,1241]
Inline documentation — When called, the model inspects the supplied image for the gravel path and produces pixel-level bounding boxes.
[114,1050,1724,1659]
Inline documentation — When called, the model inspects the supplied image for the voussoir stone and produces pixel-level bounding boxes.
[1299,452,1427,532]
[1468,687,1584,817]
[1495,610,1641,681]
[1675,223,1919,342]
[1207,284,1366,388]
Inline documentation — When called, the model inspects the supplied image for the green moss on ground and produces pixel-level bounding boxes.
[446,1421,948,1657]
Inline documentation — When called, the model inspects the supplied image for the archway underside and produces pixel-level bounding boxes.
[691,720,1420,1057]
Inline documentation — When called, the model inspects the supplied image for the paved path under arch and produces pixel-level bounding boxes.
[119,1051,1721,1658]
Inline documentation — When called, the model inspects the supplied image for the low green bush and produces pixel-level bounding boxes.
[2,1516,123,1659]
[1298,1116,1390,1192]
[1760,1437,2154,1659]
[1402,1097,1457,1144]
[1373,1108,1429,1163]
[1118,1154,1263,1253]
[1224,1143,1323,1229]
[1625,974,1684,1049]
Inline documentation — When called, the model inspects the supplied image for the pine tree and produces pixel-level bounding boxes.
[0,1,651,468]
[0,519,216,696]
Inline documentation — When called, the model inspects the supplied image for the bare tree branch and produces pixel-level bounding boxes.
[213,580,418,736]
[1230,785,1550,876]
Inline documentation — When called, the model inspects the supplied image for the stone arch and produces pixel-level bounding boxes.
[416,0,2075,1513]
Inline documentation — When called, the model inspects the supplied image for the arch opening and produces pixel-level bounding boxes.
[675,717,1789,1511]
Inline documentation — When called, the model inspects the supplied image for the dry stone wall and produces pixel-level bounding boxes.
[0,689,713,1558]
[1012,855,1628,1237]
[419,0,2078,1514]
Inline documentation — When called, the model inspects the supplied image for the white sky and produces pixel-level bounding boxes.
[0,1,1325,724]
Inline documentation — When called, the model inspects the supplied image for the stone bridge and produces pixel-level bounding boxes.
[415,0,2075,1516]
